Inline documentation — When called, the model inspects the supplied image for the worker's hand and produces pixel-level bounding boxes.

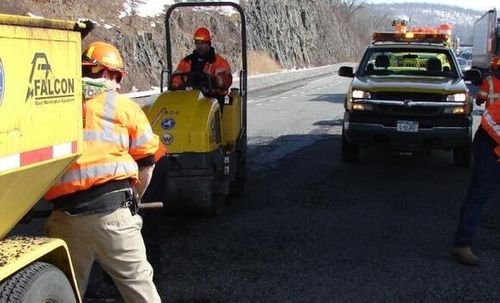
[213,76,224,89]
[78,19,95,39]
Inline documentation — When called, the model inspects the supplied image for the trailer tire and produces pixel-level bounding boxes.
[0,261,76,303]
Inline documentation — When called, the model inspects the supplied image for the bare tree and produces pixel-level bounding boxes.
[342,0,365,17]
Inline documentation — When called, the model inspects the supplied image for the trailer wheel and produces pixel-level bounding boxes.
[0,261,76,303]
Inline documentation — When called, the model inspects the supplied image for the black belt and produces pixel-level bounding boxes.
[53,188,137,216]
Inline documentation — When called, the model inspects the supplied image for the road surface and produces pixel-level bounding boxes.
[11,72,500,302]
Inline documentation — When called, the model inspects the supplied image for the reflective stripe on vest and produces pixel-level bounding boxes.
[485,76,500,104]
[483,110,500,137]
[131,128,155,149]
[54,162,137,185]
[480,76,500,148]
[45,92,145,200]
[84,92,129,146]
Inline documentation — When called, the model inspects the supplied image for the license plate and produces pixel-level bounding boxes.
[397,120,419,133]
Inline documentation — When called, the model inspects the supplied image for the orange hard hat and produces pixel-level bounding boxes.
[193,27,212,42]
[491,56,500,69]
[82,41,125,76]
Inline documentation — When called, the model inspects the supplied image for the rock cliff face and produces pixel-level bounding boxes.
[246,0,365,68]
[1,0,369,91]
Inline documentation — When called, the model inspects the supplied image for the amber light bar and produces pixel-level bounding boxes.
[372,32,449,44]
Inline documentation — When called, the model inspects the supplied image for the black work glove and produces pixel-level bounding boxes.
[79,19,95,39]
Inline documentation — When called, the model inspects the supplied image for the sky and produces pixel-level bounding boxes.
[366,0,497,12]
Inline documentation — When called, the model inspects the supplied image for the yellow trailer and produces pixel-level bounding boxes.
[0,14,87,302]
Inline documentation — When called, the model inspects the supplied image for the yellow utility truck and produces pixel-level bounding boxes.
[0,14,87,302]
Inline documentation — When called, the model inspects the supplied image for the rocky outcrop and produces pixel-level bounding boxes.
[1,0,371,91]
[247,0,365,68]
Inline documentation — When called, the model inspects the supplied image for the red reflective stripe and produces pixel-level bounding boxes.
[20,146,53,166]
[12,141,78,168]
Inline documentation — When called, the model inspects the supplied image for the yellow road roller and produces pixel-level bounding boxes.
[146,2,247,215]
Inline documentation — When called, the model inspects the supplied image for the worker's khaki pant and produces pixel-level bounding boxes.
[46,207,161,303]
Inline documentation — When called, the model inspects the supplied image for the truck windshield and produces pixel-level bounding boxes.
[360,49,459,78]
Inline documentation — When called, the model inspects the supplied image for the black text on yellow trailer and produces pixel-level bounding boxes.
[0,14,88,302]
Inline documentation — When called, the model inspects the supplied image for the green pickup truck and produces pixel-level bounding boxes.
[338,32,481,167]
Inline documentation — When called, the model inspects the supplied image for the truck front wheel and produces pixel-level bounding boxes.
[453,145,471,167]
[0,261,76,303]
[342,132,360,163]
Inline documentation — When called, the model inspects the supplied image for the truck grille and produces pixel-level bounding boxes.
[373,92,444,102]
[376,104,441,116]
[372,92,444,117]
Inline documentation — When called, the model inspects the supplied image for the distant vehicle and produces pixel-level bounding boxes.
[459,51,472,61]
[338,24,481,167]
[458,57,472,71]
[471,9,499,72]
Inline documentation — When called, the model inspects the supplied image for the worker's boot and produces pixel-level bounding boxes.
[451,246,479,266]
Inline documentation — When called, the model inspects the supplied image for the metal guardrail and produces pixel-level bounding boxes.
[124,64,342,101]
[124,88,160,99]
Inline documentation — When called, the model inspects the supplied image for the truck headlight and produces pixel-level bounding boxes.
[352,103,374,111]
[446,93,466,102]
[352,90,371,99]
[443,106,465,114]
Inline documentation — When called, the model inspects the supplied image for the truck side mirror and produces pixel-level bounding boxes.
[338,66,354,78]
[463,69,482,86]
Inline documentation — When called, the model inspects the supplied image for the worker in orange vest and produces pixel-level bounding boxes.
[172,27,232,109]
[44,41,162,302]
[452,56,500,266]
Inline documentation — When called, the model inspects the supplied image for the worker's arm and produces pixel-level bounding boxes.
[211,55,233,95]
[172,59,191,89]
[119,95,160,197]
[476,78,489,106]
[136,164,155,198]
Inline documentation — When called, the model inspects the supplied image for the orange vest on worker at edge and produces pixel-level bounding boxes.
[44,91,159,200]
[172,48,232,96]
[477,75,500,157]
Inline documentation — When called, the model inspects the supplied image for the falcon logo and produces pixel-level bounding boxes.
[25,52,75,104]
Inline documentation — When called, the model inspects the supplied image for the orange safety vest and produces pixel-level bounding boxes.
[477,75,500,156]
[172,51,232,95]
[45,91,159,200]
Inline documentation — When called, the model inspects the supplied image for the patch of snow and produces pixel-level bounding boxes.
[121,0,240,18]
[26,12,44,18]
[121,0,174,18]
[104,24,114,30]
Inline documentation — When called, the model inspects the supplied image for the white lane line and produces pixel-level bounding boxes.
[310,75,336,84]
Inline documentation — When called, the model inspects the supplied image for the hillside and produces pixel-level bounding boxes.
[0,1,485,91]
[367,2,485,44]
